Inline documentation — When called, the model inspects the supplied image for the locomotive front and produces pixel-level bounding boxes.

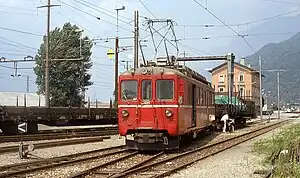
[118,67,179,150]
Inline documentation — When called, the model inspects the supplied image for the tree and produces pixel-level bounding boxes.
[34,22,93,107]
[112,90,117,107]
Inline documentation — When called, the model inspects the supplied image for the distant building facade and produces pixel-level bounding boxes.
[209,58,262,106]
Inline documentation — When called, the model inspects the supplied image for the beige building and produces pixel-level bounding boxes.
[209,58,262,106]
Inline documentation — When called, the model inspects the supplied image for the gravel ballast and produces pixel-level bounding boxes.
[169,118,300,178]
[0,135,125,166]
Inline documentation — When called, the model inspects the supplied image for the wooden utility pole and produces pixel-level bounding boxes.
[134,10,139,69]
[45,0,50,107]
[38,0,59,107]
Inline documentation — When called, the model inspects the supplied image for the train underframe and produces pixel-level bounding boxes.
[125,131,180,151]
[124,116,252,151]
[124,126,215,151]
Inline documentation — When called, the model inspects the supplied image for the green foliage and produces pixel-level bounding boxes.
[34,22,93,106]
[252,123,300,177]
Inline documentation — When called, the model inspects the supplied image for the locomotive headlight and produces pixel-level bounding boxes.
[165,109,173,117]
[121,109,129,117]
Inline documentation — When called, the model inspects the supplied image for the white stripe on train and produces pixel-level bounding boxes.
[118,105,214,108]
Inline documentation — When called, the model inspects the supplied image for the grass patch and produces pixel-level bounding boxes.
[252,123,300,177]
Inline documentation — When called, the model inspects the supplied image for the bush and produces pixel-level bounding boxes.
[252,123,300,177]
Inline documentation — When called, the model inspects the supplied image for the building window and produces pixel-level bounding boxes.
[239,87,244,96]
[239,74,244,82]
[219,87,224,92]
[219,75,225,83]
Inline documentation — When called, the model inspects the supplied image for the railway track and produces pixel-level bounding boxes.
[0,136,112,154]
[0,126,118,143]
[0,145,126,178]
[0,120,288,178]
[68,120,288,178]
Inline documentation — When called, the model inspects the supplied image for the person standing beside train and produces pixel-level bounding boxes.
[220,111,229,133]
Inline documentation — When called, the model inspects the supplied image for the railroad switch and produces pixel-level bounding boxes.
[19,143,35,159]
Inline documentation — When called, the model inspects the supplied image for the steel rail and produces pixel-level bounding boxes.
[0,136,111,154]
[0,145,126,178]
[110,120,288,178]
[68,151,164,178]
[0,129,118,143]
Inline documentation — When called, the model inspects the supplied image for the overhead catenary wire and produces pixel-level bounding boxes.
[57,0,100,20]
[261,0,300,5]
[177,41,212,55]
[138,0,188,57]
[53,8,101,37]
[182,31,299,40]
[0,5,41,12]
[76,0,132,21]
[0,10,37,16]
[0,26,43,37]
[0,64,14,69]
[192,0,257,54]
[0,37,38,53]
[73,0,133,26]
[177,8,300,27]
[138,0,157,18]
[57,0,132,33]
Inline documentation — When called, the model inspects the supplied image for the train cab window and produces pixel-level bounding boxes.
[142,80,152,100]
[121,80,138,100]
[156,80,174,100]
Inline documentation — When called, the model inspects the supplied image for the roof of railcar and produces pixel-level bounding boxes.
[119,66,186,76]
[119,66,210,85]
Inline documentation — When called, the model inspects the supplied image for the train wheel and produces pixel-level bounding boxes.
[0,121,18,135]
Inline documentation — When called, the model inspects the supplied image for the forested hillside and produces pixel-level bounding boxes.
[246,32,300,104]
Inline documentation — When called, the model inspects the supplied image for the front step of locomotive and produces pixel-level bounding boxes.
[125,132,180,151]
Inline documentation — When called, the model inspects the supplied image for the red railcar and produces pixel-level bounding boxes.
[118,64,215,150]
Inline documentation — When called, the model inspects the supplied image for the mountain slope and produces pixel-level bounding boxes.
[231,14,300,57]
[246,32,300,105]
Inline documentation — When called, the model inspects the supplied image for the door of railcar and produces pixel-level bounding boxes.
[155,78,177,132]
[137,79,156,128]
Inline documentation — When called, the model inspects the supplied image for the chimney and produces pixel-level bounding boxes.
[247,64,251,68]
[240,57,245,65]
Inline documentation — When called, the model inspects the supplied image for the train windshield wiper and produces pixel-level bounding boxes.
[120,89,130,105]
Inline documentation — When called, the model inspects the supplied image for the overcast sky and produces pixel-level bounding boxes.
[0,0,299,102]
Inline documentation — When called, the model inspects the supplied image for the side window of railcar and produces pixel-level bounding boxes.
[200,88,203,105]
[204,90,207,106]
[156,80,174,100]
[197,87,200,105]
[121,80,138,100]
[142,80,152,100]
